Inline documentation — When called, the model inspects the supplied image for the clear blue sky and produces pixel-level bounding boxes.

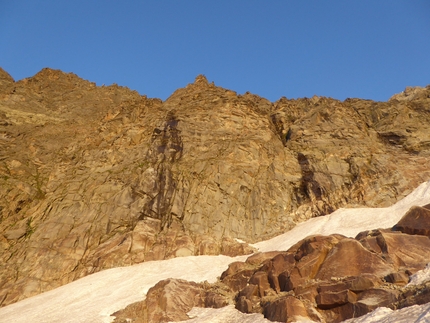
[1,1,429,102]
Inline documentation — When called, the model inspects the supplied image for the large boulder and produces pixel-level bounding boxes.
[394,205,430,236]
[112,278,231,323]
[315,238,394,280]
[263,296,311,323]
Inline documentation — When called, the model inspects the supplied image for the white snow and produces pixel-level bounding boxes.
[1,181,430,323]
[343,304,430,323]
[408,263,430,286]
[176,306,274,323]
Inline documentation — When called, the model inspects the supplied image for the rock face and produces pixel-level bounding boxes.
[0,67,429,306]
[120,206,430,323]
[393,204,430,236]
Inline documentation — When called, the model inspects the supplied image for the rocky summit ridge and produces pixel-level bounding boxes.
[0,67,430,311]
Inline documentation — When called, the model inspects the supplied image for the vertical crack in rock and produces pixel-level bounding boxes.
[270,113,289,146]
[297,152,322,203]
[138,110,183,229]
[296,153,336,216]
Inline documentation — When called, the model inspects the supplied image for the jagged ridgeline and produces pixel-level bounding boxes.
[0,67,429,306]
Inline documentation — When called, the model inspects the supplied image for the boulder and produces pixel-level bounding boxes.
[316,289,357,309]
[394,205,430,236]
[278,268,305,292]
[349,274,381,292]
[316,239,395,280]
[373,231,430,270]
[263,296,310,323]
[384,271,409,285]
[112,278,233,323]
[112,279,204,323]
[356,288,400,310]
[249,271,272,297]
[143,279,205,322]
[293,235,343,279]
[220,237,257,257]
[397,281,430,309]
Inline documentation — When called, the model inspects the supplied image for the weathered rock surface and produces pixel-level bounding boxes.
[0,67,429,306]
[111,278,232,323]
[393,204,430,236]
[212,208,430,322]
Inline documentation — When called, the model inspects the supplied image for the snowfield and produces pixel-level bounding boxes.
[1,181,430,323]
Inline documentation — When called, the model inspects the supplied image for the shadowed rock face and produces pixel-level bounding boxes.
[137,110,184,228]
[0,68,430,306]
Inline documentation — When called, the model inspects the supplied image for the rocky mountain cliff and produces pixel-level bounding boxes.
[0,67,429,307]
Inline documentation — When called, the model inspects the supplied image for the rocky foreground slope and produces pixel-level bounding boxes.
[112,204,430,323]
[0,67,429,307]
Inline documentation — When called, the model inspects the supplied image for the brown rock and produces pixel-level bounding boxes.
[316,239,395,280]
[397,281,430,309]
[220,237,257,257]
[318,281,351,293]
[204,292,229,308]
[260,252,296,293]
[221,261,251,279]
[249,271,272,297]
[357,229,386,254]
[238,284,259,300]
[112,279,232,323]
[389,86,430,101]
[112,300,147,323]
[278,267,305,292]
[4,227,27,240]
[319,288,400,322]
[196,236,221,255]
[291,235,343,281]
[236,296,253,314]
[220,262,256,292]
[142,278,205,322]
[246,251,285,266]
[112,278,205,323]
[375,231,430,270]
[329,302,372,323]
[384,271,410,285]
[349,274,381,292]
[356,288,400,309]
[316,289,357,309]
[394,205,430,236]
[294,282,320,303]
[263,296,310,323]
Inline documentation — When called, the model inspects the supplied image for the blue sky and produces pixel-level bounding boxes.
[0,1,429,102]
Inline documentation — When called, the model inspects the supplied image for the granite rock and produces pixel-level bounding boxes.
[0,67,429,306]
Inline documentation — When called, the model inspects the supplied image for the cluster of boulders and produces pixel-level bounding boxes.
[113,204,430,322]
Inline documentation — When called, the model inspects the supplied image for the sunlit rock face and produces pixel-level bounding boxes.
[0,67,429,306]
